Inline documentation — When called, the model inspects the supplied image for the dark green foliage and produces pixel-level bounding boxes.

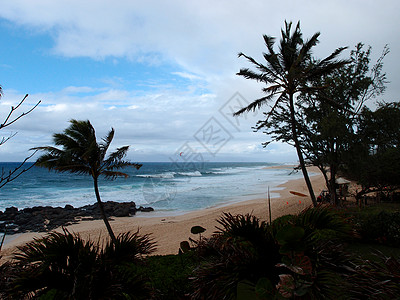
[191,213,280,299]
[5,206,400,298]
[357,211,400,247]
[294,205,353,242]
[101,230,156,264]
[347,252,400,299]
[0,260,23,299]
[138,253,197,300]
[294,43,388,205]
[344,102,400,196]
[191,207,354,299]
[10,229,155,299]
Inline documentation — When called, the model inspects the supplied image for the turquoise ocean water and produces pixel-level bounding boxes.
[0,162,304,215]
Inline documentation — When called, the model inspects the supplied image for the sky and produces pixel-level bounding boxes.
[0,0,399,163]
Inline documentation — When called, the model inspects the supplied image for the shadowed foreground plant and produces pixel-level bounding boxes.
[11,229,155,299]
[347,251,400,299]
[191,207,354,299]
[191,213,281,300]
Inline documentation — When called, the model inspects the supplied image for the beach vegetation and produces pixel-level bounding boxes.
[342,203,400,248]
[234,21,348,207]
[31,119,142,243]
[9,229,155,299]
[296,43,389,205]
[137,253,197,300]
[3,206,400,298]
[341,101,400,201]
[190,206,353,299]
[346,251,400,299]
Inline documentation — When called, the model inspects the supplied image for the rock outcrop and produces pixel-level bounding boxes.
[0,201,154,234]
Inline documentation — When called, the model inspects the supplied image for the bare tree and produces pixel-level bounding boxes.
[0,91,41,189]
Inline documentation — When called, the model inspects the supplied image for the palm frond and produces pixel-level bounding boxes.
[99,128,115,161]
[233,95,271,116]
[237,53,279,82]
[102,230,156,263]
[31,146,65,157]
[101,170,129,179]
[64,120,96,148]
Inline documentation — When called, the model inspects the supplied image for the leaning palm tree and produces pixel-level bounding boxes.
[32,119,142,243]
[234,21,348,206]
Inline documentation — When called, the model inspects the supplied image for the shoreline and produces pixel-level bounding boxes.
[1,166,325,260]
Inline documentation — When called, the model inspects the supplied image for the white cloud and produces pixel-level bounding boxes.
[1,0,399,162]
[172,72,203,81]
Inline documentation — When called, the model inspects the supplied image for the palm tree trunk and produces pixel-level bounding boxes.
[289,94,318,207]
[93,176,117,243]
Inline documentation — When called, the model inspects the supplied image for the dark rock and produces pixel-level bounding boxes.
[0,201,153,235]
[138,206,154,212]
[3,207,18,219]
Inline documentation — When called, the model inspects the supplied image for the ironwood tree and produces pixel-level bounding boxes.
[234,21,348,206]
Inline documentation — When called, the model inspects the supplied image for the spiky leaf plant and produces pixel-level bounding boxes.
[191,213,281,300]
[10,229,154,299]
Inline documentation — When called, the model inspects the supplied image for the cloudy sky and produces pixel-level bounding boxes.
[0,0,399,163]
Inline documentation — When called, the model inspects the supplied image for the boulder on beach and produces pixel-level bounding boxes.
[0,201,153,235]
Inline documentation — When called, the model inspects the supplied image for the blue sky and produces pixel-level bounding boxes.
[0,0,399,163]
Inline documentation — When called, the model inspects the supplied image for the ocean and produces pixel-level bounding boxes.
[0,162,303,215]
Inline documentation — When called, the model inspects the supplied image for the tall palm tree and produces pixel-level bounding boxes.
[32,119,142,243]
[234,21,348,207]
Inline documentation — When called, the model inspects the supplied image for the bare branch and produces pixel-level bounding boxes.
[0,93,41,189]
[0,132,17,146]
[0,150,38,189]
[0,94,41,130]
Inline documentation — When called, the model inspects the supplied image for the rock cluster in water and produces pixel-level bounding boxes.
[0,201,154,234]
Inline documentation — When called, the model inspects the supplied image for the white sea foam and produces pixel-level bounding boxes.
[0,162,305,213]
[136,172,176,179]
[177,171,202,177]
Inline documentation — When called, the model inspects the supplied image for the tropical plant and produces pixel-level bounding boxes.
[234,21,348,206]
[347,251,400,299]
[342,102,400,200]
[295,43,388,204]
[191,213,280,299]
[191,207,353,299]
[32,119,142,243]
[10,229,155,299]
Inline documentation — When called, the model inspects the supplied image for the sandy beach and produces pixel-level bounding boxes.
[1,166,325,260]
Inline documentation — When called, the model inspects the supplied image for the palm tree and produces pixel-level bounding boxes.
[234,21,348,206]
[32,119,142,243]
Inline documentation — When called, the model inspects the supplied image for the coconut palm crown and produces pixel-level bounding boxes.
[234,21,348,206]
[32,119,142,243]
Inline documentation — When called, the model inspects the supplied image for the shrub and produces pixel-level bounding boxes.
[190,207,354,299]
[139,253,196,300]
[191,213,281,299]
[347,251,400,299]
[10,229,155,299]
[358,211,400,246]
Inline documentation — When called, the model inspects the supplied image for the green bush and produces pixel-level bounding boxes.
[10,229,155,299]
[138,253,196,300]
[358,211,400,246]
[190,207,354,299]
